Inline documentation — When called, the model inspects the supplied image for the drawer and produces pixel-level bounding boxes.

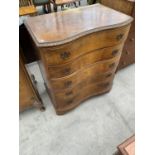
[54,80,113,111]
[47,44,123,78]
[49,56,120,91]
[54,72,114,102]
[41,25,130,66]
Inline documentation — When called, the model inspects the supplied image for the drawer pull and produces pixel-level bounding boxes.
[64,81,72,87]
[65,91,73,96]
[105,73,112,78]
[60,51,71,60]
[109,63,115,68]
[116,34,124,41]
[112,50,119,56]
[66,99,73,105]
[63,68,71,75]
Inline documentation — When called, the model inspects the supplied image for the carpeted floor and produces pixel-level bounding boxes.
[19,62,135,155]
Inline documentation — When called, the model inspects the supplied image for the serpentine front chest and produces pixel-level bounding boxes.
[25,4,133,114]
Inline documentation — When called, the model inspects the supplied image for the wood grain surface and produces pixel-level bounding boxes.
[48,56,120,91]
[24,4,133,47]
[41,25,130,65]
[25,4,132,114]
[19,5,37,16]
[19,53,44,112]
[46,44,123,78]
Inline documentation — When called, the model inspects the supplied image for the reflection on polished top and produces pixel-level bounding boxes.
[24,4,133,47]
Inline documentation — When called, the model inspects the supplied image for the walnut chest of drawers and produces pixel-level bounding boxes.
[25,4,133,115]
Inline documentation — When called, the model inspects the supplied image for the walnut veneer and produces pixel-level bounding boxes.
[25,4,133,114]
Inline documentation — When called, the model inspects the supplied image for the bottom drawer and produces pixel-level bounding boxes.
[53,79,113,114]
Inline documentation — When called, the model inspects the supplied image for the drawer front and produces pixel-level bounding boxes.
[54,73,114,102]
[54,80,113,111]
[41,25,130,66]
[49,56,120,91]
[47,44,123,78]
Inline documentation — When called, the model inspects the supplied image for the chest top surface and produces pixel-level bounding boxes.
[24,3,133,47]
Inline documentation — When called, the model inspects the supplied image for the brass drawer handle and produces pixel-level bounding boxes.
[66,99,73,105]
[64,81,72,87]
[109,63,115,68]
[60,51,71,60]
[112,50,119,56]
[105,73,112,78]
[65,91,73,96]
[116,34,124,41]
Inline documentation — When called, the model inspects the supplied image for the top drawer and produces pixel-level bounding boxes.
[41,25,130,66]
